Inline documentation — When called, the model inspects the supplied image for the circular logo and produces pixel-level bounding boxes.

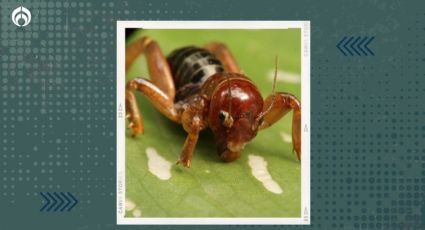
[11,6,31,27]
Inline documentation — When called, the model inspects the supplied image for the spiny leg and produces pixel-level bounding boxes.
[259,92,301,160]
[126,36,175,99]
[204,42,240,73]
[126,78,180,136]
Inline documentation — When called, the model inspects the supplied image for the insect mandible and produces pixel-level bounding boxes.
[125,36,301,167]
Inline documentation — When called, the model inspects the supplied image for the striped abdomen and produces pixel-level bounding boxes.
[167,46,224,101]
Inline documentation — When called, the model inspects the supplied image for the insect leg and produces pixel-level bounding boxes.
[259,92,301,160]
[177,129,199,168]
[126,36,175,100]
[126,77,180,136]
[204,42,240,73]
[176,96,208,168]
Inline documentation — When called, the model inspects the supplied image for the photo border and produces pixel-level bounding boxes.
[116,21,310,225]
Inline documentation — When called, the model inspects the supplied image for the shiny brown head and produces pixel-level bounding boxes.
[208,73,264,162]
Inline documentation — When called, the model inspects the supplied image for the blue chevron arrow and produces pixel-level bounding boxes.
[39,192,50,212]
[40,192,78,212]
[53,192,65,212]
[336,36,347,56]
[67,192,78,211]
[337,36,375,56]
[364,36,375,56]
[46,192,57,212]
[60,192,71,212]
[350,36,361,56]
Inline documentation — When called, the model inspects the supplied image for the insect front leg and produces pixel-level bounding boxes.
[177,118,201,168]
[259,92,301,160]
[204,42,240,73]
[126,78,180,136]
[176,95,208,168]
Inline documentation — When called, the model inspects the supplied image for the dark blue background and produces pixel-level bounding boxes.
[0,0,424,229]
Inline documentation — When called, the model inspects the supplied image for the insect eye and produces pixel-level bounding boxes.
[219,111,226,123]
[219,110,234,128]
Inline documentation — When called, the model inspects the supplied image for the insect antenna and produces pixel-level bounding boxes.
[255,55,279,128]
[226,73,232,113]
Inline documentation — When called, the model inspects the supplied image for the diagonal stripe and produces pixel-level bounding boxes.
[60,192,71,212]
[343,36,354,56]
[39,192,50,212]
[350,36,361,56]
[67,192,78,211]
[336,37,348,56]
[364,36,375,56]
[46,192,57,212]
[53,192,64,212]
[357,37,369,56]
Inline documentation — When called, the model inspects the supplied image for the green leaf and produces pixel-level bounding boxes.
[125,29,301,217]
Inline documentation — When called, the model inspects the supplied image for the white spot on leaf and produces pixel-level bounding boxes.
[280,132,292,143]
[268,69,301,84]
[125,199,136,211]
[145,147,172,180]
[132,208,142,217]
[248,154,283,194]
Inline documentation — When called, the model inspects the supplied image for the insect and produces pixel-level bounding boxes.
[125,36,301,167]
